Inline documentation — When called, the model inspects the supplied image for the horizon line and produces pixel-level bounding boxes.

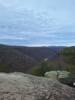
[0,43,75,47]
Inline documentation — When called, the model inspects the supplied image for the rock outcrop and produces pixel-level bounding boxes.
[45,71,70,80]
[0,72,74,100]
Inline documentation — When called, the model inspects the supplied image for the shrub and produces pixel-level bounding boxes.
[31,60,51,76]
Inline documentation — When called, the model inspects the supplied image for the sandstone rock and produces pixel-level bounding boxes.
[45,71,70,80]
[0,72,74,100]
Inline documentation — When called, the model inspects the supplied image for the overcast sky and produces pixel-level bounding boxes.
[0,0,75,46]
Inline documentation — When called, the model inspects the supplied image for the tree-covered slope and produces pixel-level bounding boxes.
[0,44,64,73]
[0,44,37,73]
[60,47,75,73]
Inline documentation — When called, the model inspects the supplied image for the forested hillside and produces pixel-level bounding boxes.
[60,47,75,73]
[0,44,64,73]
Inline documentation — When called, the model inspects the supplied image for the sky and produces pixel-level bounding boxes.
[0,0,75,46]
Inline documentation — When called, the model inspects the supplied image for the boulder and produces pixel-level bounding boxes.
[0,72,74,100]
[45,71,70,80]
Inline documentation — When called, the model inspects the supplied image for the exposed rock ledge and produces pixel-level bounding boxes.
[0,72,74,100]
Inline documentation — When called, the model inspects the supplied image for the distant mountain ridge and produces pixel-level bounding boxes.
[0,44,65,73]
[13,46,65,61]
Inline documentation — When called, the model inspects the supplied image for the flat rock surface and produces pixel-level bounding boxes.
[0,72,74,100]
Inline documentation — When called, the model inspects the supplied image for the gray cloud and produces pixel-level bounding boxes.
[0,0,75,46]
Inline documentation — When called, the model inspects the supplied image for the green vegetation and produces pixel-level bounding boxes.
[60,47,75,73]
[61,47,75,64]
[31,60,64,76]
[0,64,10,72]
[31,60,51,76]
